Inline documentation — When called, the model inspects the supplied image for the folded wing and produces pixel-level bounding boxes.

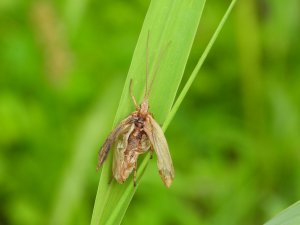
[144,115,174,187]
[113,123,135,182]
[97,116,133,170]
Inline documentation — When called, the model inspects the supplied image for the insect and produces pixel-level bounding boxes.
[97,33,174,188]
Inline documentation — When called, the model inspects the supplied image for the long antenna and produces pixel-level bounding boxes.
[129,79,139,110]
[146,41,171,98]
[144,31,150,99]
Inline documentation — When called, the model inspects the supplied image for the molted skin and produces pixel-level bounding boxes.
[113,116,151,185]
[97,103,174,187]
[97,33,174,187]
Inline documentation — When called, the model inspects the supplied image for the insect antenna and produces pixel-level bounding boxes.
[144,31,150,99]
[130,79,139,110]
[146,41,171,99]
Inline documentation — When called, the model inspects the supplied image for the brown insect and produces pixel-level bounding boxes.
[97,34,174,187]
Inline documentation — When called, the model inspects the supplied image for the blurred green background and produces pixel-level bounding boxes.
[1,0,300,225]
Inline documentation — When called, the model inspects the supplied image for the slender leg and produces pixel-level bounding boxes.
[133,162,137,187]
[129,79,139,110]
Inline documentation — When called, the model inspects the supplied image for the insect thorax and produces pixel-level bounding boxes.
[131,112,147,129]
[128,112,150,151]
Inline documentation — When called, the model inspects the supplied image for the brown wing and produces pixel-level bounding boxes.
[97,116,133,170]
[144,115,174,187]
[112,123,135,183]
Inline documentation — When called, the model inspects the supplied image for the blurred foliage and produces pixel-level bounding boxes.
[0,0,300,225]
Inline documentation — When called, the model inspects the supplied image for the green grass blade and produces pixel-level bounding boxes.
[90,0,206,224]
[114,0,206,125]
[264,201,300,225]
[164,0,237,130]
[90,0,236,224]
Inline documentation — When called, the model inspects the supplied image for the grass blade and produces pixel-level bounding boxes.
[264,201,300,225]
[164,0,237,129]
[90,0,236,225]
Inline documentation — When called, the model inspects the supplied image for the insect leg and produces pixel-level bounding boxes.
[129,79,139,110]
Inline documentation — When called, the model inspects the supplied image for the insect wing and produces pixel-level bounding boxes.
[144,115,174,187]
[97,116,133,170]
[112,123,135,183]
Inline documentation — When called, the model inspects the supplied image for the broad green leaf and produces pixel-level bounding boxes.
[264,201,300,225]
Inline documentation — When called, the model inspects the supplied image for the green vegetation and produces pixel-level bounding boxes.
[0,0,300,225]
[264,201,300,225]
